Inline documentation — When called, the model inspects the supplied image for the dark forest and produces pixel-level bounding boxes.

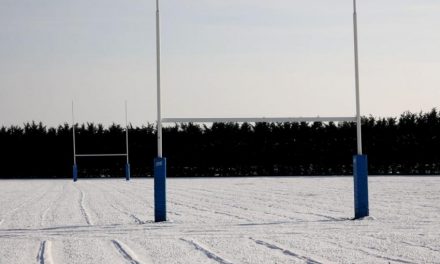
[1,109,440,178]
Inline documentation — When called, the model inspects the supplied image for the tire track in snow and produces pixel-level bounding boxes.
[40,183,66,226]
[182,187,338,222]
[90,181,147,225]
[0,184,53,227]
[166,201,212,223]
[175,187,336,222]
[180,238,234,264]
[98,181,154,211]
[367,233,440,255]
[249,237,327,264]
[36,240,53,264]
[401,241,440,253]
[110,204,145,225]
[111,240,144,264]
[176,188,300,222]
[170,200,252,222]
[168,190,259,222]
[74,185,92,225]
[171,185,312,223]
[322,239,417,264]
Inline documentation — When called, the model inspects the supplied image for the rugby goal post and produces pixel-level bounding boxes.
[72,101,131,182]
[153,0,368,222]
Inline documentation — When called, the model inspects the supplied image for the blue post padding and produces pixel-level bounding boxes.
[125,163,131,181]
[73,165,78,182]
[353,155,369,219]
[154,158,167,222]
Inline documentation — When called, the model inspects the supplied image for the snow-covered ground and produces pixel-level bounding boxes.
[0,177,439,263]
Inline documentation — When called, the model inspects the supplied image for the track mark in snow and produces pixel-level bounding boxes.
[401,241,440,253]
[129,214,145,225]
[40,206,51,226]
[36,241,53,264]
[353,248,416,264]
[41,184,65,226]
[250,238,326,264]
[0,184,52,227]
[110,204,145,225]
[111,240,143,264]
[170,200,251,222]
[76,186,92,225]
[180,238,234,264]
[91,181,148,225]
[324,240,416,264]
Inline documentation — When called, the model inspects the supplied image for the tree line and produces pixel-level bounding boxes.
[1,109,440,178]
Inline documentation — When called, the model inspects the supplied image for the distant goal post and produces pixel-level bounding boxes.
[71,101,131,182]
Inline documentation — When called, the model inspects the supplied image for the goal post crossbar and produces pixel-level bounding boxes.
[75,154,128,157]
[162,117,356,123]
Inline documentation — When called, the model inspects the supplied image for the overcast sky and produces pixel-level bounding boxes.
[1,0,439,127]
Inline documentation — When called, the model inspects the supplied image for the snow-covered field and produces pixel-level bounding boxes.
[0,177,439,263]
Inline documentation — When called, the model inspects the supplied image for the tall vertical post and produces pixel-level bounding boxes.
[72,101,78,182]
[154,0,167,222]
[353,0,369,219]
[125,101,131,181]
[354,0,362,156]
[156,0,163,159]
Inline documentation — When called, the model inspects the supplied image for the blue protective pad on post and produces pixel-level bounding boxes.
[73,165,78,182]
[353,155,369,219]
[154,158,167,222]
[125,163,131,181]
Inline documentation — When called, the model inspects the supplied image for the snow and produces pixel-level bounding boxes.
[0,177,439,263]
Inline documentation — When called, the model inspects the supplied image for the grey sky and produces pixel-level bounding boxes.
[1,0,439,126]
